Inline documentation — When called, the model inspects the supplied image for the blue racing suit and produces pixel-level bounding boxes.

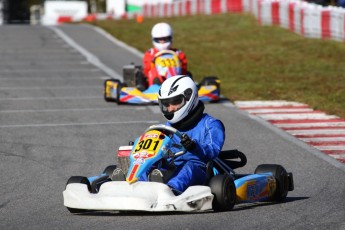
[164,113,225,193]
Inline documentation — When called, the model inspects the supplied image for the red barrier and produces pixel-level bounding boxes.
[57,16,72,24]
[170,3,174,16]
[227,0,243,13]
[197,0,204,15]
[186,1,192,15]
[271,1,280,25]
[143,4,148,17]
[300,8,305,36]
[84,14,96,22]
[178,1,183,16]
[258,0,263,25]
[151,4,156,18]
[163,3,169,17]
[211,0,222,14]
[321,10,331,39]
[121,13,128,20]
[288,2,295,32]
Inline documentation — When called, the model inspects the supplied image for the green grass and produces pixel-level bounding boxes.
[88,13,345,118]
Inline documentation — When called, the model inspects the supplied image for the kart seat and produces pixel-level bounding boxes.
[217,149,247,169]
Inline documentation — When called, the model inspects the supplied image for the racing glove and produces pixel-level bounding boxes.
[180,133,196,151]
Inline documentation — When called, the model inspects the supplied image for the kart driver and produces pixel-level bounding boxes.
[149,75,225,194]
[141,22,188,88]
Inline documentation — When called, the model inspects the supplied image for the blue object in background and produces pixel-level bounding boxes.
[338,0,345,7]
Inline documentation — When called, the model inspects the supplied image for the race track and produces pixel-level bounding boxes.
[0,24,344,230]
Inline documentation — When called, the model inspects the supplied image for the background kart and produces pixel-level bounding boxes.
[103,50,221,105]
[63,125,294,213]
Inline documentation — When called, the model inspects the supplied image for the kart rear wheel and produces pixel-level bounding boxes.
[135,71,148,91]
[198,76,221,101]
[199,76,220,87]
[209,175,236,212]
[65,176,92,214]
[254,164,289,202]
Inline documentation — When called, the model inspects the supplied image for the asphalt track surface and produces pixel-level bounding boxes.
[0,24,344,230]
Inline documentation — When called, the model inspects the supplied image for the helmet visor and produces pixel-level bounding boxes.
[153,36,172,43]
[159,94,186,114]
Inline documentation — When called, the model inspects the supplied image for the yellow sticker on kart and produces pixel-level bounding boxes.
[132,130,164,158]
[155,55,180,68]
[198,85,217,94]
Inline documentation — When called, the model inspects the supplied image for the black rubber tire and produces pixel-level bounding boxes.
[103,165,117,177]
[135,71,148,90]
[200,76,219,85]
[254,164,289,202]
[66,176,91,191]
[153,77,162,85]
[67,207,89,214]
[199,76,220,90]
[104,79,120,102]
[208,175,236,212]
[65,176,92,214]
[199,76,221,101]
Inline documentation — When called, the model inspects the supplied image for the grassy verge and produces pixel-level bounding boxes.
[88,13,345,118]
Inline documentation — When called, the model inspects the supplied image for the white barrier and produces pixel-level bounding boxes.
[138,0,344,42]
[41,1,87,25]
[330,6,345,41]
[50,0,344,43]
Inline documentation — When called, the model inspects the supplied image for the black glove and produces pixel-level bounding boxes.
[180,133,196,151]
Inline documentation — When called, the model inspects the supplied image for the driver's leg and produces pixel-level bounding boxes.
[167,162,206,194]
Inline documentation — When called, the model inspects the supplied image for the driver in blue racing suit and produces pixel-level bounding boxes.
[151,75,225,194]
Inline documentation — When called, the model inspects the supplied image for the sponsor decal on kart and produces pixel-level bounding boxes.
[144,133,159,139]
[133,150,155,164]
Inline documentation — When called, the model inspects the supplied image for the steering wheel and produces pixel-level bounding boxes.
[145,124,186,156]
[152,50,179,65]
[154,50,178,58]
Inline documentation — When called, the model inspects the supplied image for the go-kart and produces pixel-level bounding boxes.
[63,124,294,213]
[103,50,220,105]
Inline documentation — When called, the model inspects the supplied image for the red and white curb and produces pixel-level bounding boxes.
[235,100,345,164]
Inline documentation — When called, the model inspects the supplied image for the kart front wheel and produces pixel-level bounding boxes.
[104,79,120,102]
[103,165,117,177]
[209,175,236,212]
[254,164,290,202]
[65,176,92,214]
[67,207,90,214]
[200,76,220,86]
[66,176,91,191]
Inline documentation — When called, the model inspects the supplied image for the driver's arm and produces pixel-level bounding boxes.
[190,118,225,162]
[177,51,188,75]
[143,50,154,77]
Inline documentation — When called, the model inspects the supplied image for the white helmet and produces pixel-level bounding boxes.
[151,22,173,51]
[158,75,198,124]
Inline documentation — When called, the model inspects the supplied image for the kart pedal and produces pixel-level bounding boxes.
[149,169,164,183]
[110,168,126,181]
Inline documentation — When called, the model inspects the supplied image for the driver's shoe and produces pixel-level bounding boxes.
[110,168,126,181]
[148,169,164,183]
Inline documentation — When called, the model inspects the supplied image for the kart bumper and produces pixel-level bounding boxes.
[63,181,213,212]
